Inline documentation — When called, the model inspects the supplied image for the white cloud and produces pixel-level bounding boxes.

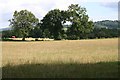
[100,2,118,10]
[0,0,79,28]
[0,0,119,28]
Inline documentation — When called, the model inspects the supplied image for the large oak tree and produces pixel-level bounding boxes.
[67,4,94,39]
[41,9,66,40]
[9,10,39,40]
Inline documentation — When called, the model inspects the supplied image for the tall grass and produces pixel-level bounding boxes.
[2,38,118,78]
[2,61,118,78]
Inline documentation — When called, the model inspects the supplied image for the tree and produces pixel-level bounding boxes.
[2,30,13,38]
[41,9,66,40]
[9,10,39,40]
[67,4,93,39]
[29,23,43,38]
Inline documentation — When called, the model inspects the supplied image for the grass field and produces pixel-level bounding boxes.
[2,38,119,78]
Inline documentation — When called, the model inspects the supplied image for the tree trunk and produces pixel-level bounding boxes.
[22,37,25,41]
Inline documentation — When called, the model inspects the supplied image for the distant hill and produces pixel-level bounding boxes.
[63,20,119,29]
[94,20,118,29]
[0,27,11,31]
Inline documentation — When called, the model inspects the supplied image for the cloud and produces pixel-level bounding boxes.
[0,0,119,28]
[0,0,76,19]
[0,0,79,27]
[100,2,118,11]
[0,0,79,28]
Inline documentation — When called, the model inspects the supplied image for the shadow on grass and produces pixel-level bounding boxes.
[2,61,119,78]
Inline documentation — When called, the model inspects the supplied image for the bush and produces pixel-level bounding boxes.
[35,38,39,41]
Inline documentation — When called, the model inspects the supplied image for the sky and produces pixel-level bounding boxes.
[0,0,119,29]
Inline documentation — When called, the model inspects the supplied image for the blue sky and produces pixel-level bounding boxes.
[0,0,119,29]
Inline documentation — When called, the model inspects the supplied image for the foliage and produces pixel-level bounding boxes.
[9,10,39,40]
[41,9,66,40]
[88,28,119,39]
[2,30,13,38]
[1,4,119,40]
[29,23,42,38]
[67,4,94,39]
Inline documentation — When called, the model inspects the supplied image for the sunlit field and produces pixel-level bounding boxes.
[2,38,118,78]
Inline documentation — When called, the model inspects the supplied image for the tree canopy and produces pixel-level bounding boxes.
[9,10,39,40]
[67,4,93,39]
[40,4,94,40]
[41,9,66,40]
[7,4,100,40]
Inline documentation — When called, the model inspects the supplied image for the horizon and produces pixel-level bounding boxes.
[0,0,119,29]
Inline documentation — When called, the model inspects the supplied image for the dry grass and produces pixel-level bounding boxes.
[1,38,119,78]
[2,38,118,66]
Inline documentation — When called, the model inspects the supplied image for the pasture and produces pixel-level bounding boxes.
[2,38,119,78]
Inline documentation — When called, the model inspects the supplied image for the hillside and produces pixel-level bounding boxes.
[0,27,11,31]
[94,20,118,29]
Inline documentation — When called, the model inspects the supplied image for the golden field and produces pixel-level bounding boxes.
[2,38,118,66]
[1,38,119,78]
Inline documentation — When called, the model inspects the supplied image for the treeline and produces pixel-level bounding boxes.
[1,4,119,40]
[2,28,119,40]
